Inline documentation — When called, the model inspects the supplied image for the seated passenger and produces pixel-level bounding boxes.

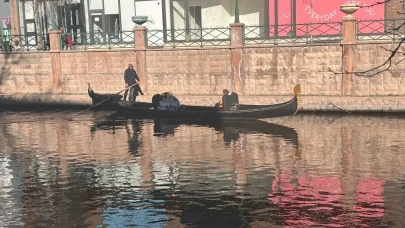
[221,89,239,111]
[152,93,162,110]
[158,91,181,111]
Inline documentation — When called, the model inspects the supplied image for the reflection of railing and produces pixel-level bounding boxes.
[147,27,231,48]
[0,34,49,52]
[66,31,134,50]
[244,22,342,46]
[356,19,405,41]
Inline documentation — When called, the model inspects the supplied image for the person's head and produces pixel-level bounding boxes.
[223,89,229,95]
[128,63,134,69]
[168,91,174,97]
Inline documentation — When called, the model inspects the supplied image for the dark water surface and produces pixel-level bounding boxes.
[0,109,405,228]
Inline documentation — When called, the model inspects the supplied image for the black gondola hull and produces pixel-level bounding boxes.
[88,84,301,121]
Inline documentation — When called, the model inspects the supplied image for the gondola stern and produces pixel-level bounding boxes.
[293,84,301,96]
[87,82,96,99]
[293,84,301,115]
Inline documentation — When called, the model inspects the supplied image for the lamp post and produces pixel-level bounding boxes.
[234,0,239,23]
[50,0,58,30]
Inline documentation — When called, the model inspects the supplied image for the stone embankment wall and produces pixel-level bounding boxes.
[0,19,404,111]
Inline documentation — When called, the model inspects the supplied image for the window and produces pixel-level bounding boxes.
[104,14,120,38]
[189,6,201,29]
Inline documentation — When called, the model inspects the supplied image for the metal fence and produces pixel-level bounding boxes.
[0,31,135,52]
[2,19,405,52]
[244,22,342,45]
[0,34,49,52]
[356,19,405,41]
[65,31,134,50]
[147,27,231,48]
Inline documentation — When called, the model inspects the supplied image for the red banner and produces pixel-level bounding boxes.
[269,0,385,36]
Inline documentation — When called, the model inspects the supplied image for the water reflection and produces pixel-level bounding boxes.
[153,120,178,137]
[0,110,405,227]
[151,119,299,148]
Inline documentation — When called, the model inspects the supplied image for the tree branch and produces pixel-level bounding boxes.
[355,0,402,8]
[330,0,405,77]
[329,38,404,77]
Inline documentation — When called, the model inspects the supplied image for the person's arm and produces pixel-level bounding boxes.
[133,70,140,82]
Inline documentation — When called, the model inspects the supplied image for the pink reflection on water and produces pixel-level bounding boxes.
[268,170,342,207]
[268,169,343,227]
[354,178,385,218]
[267,169,386,226]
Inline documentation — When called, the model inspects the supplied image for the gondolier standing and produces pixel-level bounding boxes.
[124,63,144,101]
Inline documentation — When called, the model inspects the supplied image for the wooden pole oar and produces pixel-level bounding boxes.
[68,82,140,121]
[328,101,352,114]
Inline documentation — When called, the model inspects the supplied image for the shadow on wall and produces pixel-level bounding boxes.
[0,52,24,86]
[0,52,25,106]
[0,52,61,108]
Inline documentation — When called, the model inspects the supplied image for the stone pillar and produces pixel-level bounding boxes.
[49,30,62,94]
[134,26,147,94]
[340,4,358,96]
[230,23,245,94]
[9,0,20,47]
[10,0,20,36]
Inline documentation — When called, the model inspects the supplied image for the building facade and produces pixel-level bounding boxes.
[6,0,404,48]
[0,0,11,37]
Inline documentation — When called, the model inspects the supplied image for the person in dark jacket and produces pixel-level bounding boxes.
[222,89,239,111]
[124,63,144,101]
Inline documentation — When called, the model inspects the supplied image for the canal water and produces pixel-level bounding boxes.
[0,108,404,227]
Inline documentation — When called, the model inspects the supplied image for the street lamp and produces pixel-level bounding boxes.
[49,0,59,30]
[234,0,239,23]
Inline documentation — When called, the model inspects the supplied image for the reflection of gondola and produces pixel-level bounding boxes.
[152,119,299,149]
[222,127,240,145]
[90,117,300,156]
[153,119,179,136]
[212,120,298,148]
[90,118,129,134]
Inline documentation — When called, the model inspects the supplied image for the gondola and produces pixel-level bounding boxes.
[88,83,301,121]
[88,82,153,109]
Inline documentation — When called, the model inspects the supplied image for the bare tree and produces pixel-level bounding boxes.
[328,0,405,77]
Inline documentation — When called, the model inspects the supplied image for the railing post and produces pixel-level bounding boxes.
[49,30,61,51]
[134,26,147,49]
[230,23,245,94]
[49,29,63,94]
[306,24,309,44]
[230,23,244,48]
[84,33,87,50]
[134,26,148,94]
[340,4,358,96]
[200,28,203,47]
[108,34,111,50]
